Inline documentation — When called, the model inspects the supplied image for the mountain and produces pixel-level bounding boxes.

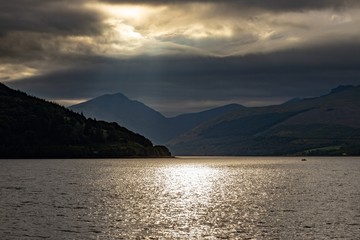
[69,85,360,156]
[0,83,171,158]
[70,93,169,143]
[168,86,360,156]
[70,93,244,143]
[168,104,245,139]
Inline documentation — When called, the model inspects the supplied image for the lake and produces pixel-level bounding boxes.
[0,157,359,239]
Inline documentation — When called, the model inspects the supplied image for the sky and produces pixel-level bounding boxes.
[1,0,360,116]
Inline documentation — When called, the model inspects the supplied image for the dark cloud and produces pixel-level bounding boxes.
[0,0,108,76]
[0,0,106,68]
[1,0,360,115]
[0,1,103,37]
[98,0,360,11]
[8,40,360,115]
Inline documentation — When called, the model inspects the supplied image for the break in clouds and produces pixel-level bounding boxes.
[1,0,360,115]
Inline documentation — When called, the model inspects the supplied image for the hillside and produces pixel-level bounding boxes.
[0,83,171,158]
[70,94,243,143]
[168,86,360,156]
[168,104,245,139]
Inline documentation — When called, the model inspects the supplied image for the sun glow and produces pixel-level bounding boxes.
[109,6,144,19]
[80,2,360,58]
[93,3,161,23]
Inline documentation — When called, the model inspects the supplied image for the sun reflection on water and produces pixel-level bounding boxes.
[160,165,218,204]
[148,162,274,238]
[150,164,222,237]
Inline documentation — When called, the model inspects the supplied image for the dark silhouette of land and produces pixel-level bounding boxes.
[169,85,360,156]
[0,83,171,158]
[71,85,360,156]
[70,94,243,143]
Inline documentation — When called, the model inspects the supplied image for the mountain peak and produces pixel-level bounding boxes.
[101,92,129,101]
[330,85,355,94]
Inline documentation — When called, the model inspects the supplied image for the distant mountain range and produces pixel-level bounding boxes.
[70,85,360,156]
[0,83,171,158]
[70,94,243,143]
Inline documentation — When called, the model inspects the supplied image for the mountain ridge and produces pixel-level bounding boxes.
[70,85,360,156]
[70,93,244,143]
[168,85,360,156]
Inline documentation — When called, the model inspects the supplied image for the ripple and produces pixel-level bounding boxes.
[0,157,359,239]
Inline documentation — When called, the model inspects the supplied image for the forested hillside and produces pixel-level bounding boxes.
[0,83,171,158]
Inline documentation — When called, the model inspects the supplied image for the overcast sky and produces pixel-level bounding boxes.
[1,0,360,116]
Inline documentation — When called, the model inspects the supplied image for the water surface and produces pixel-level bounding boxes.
[1,157,359,239]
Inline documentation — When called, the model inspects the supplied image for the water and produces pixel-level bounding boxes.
[0,157,359,239]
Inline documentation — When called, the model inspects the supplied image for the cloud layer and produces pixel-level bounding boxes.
[1,0,360,115]
[99,0,360,11]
